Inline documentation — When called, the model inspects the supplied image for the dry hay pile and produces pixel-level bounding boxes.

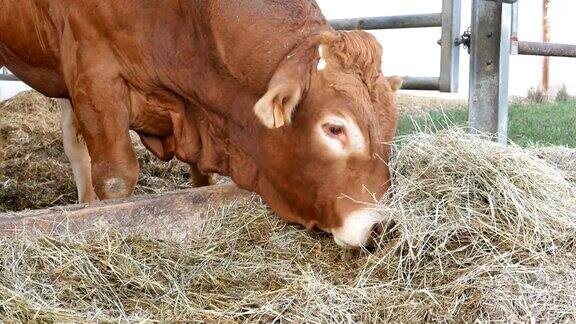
[533,146,576,183]
[0,91,195,212]
[1,129,576,322]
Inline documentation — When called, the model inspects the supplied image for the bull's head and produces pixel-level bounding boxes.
[254,30,401,248]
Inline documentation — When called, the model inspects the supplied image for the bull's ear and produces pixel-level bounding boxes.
[254,77,302,129]
[387,76,403,92]
[254,32,335,129]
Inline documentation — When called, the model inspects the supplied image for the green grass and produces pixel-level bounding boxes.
[397,100,576,148]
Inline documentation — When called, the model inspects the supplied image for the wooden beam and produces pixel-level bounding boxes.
[0,185,254,242]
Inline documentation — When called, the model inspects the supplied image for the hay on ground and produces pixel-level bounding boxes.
[1,129,576,322]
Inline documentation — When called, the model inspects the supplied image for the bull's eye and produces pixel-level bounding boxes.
[323,123,345,138]
[317,116,365,154]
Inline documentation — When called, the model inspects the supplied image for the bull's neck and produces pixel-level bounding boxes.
[172,1,329,191]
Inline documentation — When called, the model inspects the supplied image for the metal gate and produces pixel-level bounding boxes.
[331,0,576,143]
[331,0,461,93]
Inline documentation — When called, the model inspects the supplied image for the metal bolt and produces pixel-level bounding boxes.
[486,60,493,66]
[486,31,493,38]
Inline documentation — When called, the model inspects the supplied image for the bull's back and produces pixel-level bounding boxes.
[0,0,67,97]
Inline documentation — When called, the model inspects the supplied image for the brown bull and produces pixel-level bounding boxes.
[0,0,401,248]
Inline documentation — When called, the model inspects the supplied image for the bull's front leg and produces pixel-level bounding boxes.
[64,63,139,200]
[71,90,139,199]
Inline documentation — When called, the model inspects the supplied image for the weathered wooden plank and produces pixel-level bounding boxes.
[0,185,254,242]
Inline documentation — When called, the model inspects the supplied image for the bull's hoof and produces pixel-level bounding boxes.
[189,164,215,187]
[191,173,216,187]
[78,190,98,204]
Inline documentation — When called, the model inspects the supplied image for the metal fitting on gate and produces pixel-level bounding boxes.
[455,27,472,54]
[485,0,518,3]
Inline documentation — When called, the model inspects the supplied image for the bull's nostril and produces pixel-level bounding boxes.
[371,223,385,238]
[369,220,397,246]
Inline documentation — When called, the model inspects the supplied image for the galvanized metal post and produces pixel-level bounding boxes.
[468,0,512,144]
[510,1,519,54]
[439,0,461,93]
